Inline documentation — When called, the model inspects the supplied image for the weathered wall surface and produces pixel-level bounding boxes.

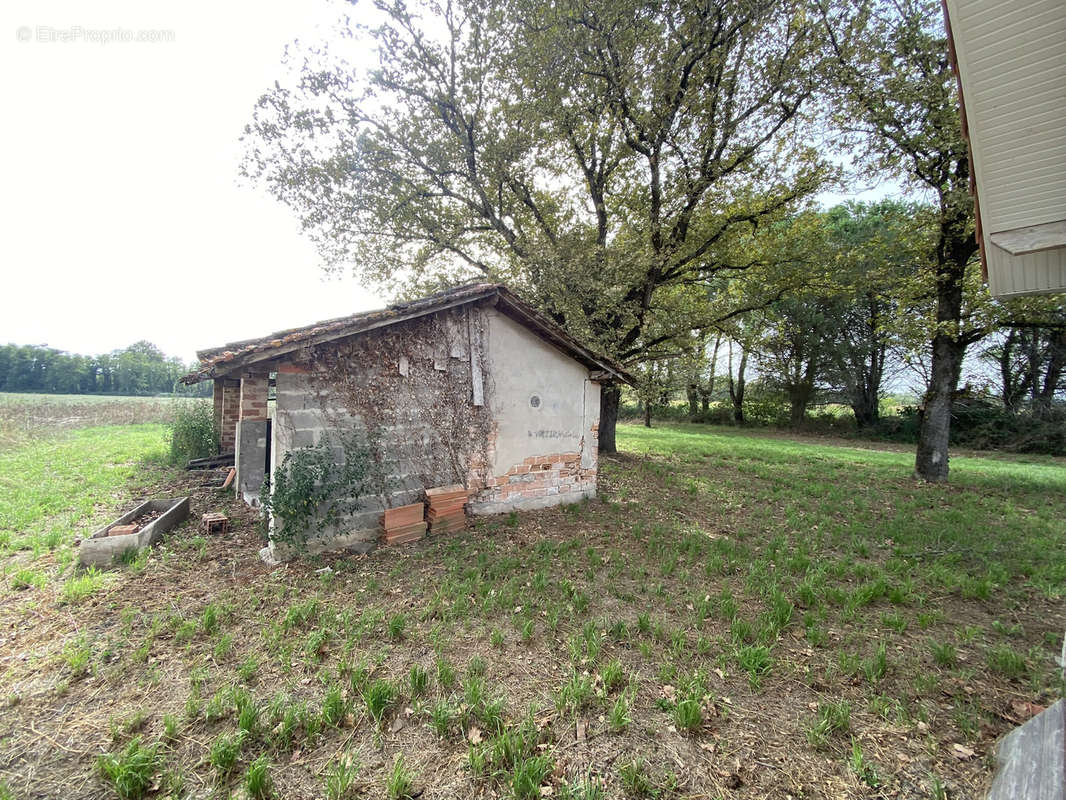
[235,419,269,506]
[261,302,601,560]
[468,310,599,514]
[267,308,489,559]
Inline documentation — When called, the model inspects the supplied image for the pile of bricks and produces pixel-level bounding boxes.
[426,485,468,533]
[382,502,426,545]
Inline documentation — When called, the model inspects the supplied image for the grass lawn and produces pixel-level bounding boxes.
[0,420,1063,800]
[0,392,185,450]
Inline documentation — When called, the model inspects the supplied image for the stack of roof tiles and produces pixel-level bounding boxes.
[426,485,468,534]
[382,502,426,545]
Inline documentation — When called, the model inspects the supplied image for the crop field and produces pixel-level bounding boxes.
[0,393,186,450]
[0,404,1064,800]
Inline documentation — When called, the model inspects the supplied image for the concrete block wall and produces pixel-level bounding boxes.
[258,302,605,560]
[270,362,461,559]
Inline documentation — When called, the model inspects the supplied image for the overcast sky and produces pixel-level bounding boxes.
[2,1,893,364]
[2,0,384,363]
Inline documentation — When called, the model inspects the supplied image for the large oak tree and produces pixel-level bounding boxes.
[820,0,987,481]
[244,0,829,451]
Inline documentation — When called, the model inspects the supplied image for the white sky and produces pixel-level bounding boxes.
[1,1,893,365]
[1,0,383,364]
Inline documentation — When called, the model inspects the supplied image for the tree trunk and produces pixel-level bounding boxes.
[851,394,878,428]
[914,202,977,483]
[729,346,747,424]
[789,389,808,427]
[686,383,699,420]
[598,383,620,454]
[1035,329,1065,417]
[915,332,964,481]
[643,402,652,428]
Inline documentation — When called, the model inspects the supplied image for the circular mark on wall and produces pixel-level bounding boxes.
[529,394,541,409]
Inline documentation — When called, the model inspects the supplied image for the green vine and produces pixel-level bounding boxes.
[260,434,371,551]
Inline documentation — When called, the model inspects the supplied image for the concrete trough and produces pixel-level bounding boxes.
[79,497,190,567]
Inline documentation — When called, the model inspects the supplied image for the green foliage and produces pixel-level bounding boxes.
[510,753,553,800]
[167,399,218,465]
[735,644,772,689]
[0,341,204,397]
[408,665,429,698]
[209,731,243,778]
[244,755,273,799]
[260,436,370,550]
[363,679,395,728]
[672,698,702,733]
[806,700,851,749]
[244,0,828,373]
[96,737,161,800]
[321,683,347,728]
[385,755,415,800]
[987,644,1028,678]
[324,757,360,800]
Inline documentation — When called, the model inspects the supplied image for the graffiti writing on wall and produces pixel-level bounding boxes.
[528,429,577,439]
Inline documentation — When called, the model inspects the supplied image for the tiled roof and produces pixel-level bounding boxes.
[181,283,632,385]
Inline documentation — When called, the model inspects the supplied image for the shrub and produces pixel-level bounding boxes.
[260,436,370,550]
[167,400,218,465]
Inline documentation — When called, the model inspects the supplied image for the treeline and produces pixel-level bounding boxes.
[0,341,209,396]
[629,203,1066,455]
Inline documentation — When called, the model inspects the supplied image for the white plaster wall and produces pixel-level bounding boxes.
[484,309,591,473]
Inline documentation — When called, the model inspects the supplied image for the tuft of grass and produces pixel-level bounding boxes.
[849,738,880,788]
[987,643,1028,678]
[200,603,222,636]
[385,754,415,799]
[387,613,406,641]
[209,731,244,779]
[930,640,958,668]
[321,683,347,728]
[608,692,632,733]
[96,737,161,800]
[429,699,454,738]
[735,644,772,688]
[237,655,259,682]
[562,774,605,800]
[672,697,702,733]
[510,753,554,800]
[409,664,430,698]
[10,568,46,590]
[618,759,655,797]
[555,670,593,713]
[363,679,395,728]
[61,567,106,605]
[600,659,626,693]
[806,700,851,749]
[436,657,457,691]
[244,754,273,799]
[63,636,92,678]
[324,757,361,800]
[862,642,889,684]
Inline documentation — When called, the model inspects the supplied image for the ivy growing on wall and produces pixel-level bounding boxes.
[260,433,371,550]
[305,307,494,507]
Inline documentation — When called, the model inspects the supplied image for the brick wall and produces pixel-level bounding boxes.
[212,379,225,452]
[220,379,241,453]
[469,403,599,516]
[239,374,269,421]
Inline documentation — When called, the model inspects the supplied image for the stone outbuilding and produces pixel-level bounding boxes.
[182,283,631,559]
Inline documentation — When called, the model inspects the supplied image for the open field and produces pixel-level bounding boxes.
[0,419,1064,799]
[0,393,188,450]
